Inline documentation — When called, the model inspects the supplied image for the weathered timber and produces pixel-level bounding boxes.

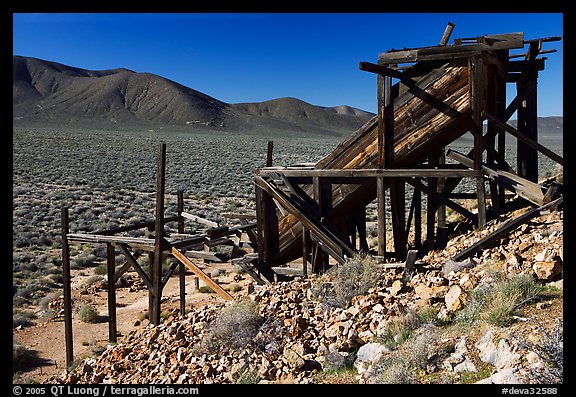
[258,168,481,178]
[439,22,456,46]
[60,207,74,368]
[447,149,546,205]
[170,247,232,301]
[117,244,154,292]
[483,112,563,166]
[271,61,475,266]
[378,32,523,64]
[453,196,563,261]
[106,243,117,343]
[181,212,219,228]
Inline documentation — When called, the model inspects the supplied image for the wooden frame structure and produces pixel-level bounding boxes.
[252,25,562,281]
[60,143,257,367]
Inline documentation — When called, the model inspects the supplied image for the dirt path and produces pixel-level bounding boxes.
[13,264,246,383]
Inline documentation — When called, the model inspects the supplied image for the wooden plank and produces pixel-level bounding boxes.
[390,179,406,260]
[447,149,546,206]
[258,168,481,178]
[439,22,456,46]
[184,250,222,262]
[255,176,351,261]
[117,244,154,292]
[471,55,487,228]
[377,177,386,257]
[60,207,74,368]
[378,33,523,64]
[93,215,181,236]
[106,243,117,343]
[177,190,185,316]
[484,112,563,165]
[67,233,155,247]
[171,247,232,301]
[113,260,133,283]
[453,196,563,261]
[403,177,478,222]
[181,212,219,228]
[232,255,269,285]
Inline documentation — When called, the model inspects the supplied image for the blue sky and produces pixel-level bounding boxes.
[13,12,564,116]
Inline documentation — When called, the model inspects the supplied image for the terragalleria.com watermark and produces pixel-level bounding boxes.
[12,385,199,397]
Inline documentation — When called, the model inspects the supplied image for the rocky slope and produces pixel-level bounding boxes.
[49,204,563,385]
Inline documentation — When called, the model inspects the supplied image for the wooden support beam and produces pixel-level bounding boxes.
[151,143,166,326]
[377,176,387,258]
[171,247,232,301]
[106,243,117,343]
[484,112,563,166]
[390,179,407,260]
[453,196,563,261]
[302,227,309,277]
[258,168,481,178]
[414,187,422,252]
[60,207,74,368]
[181,212,219,228]
[439,22,456,46]
[92,215,181,236]
[447,149,546,206]
[516,65,539,182]
[403,177,478,223]
[471,55,487,228]
[117,244,154,291]
[266,140,274,168]
[177,190,186,316]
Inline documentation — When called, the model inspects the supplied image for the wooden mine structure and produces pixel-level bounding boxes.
[251,25,563,280]
[58,24,563,368]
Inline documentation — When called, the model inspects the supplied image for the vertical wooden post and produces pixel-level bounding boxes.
[266,141,274,168]
[471,55,487,228]
[516,64,539,183]
[302,227,308,277]
[439,22,455,46]
[312,177,332,272]
[390,179,406,260]
[60,206,74,368]
[147,232,155,320]
[414,186,422,252]
[106,243,117,343]
[377,74,385,169]
[426,158,438,250]
[357,208,369,253]
[151,143,166,326]
[496,50,509,207]
[377,176,386,259]
[437,149,446,228]
[177,190,186,315]
[486,62,501,218]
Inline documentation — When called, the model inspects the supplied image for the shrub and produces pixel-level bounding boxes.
[203,299,262,351]
[13,311,36,328]
[13,342,39,373]
[513,319,563,383]
[94,264,107,275]
[311,253,382,308]
[234,367,261,384]
[78,303,99,323]
[373,327,438,384]
[456,272,545,327]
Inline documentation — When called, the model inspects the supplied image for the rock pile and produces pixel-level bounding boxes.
[50,207,562,384]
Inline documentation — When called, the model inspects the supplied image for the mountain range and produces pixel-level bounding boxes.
[13,56,562,138]
[13,56,374,137]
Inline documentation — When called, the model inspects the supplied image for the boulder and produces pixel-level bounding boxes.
[444,285,463,311]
